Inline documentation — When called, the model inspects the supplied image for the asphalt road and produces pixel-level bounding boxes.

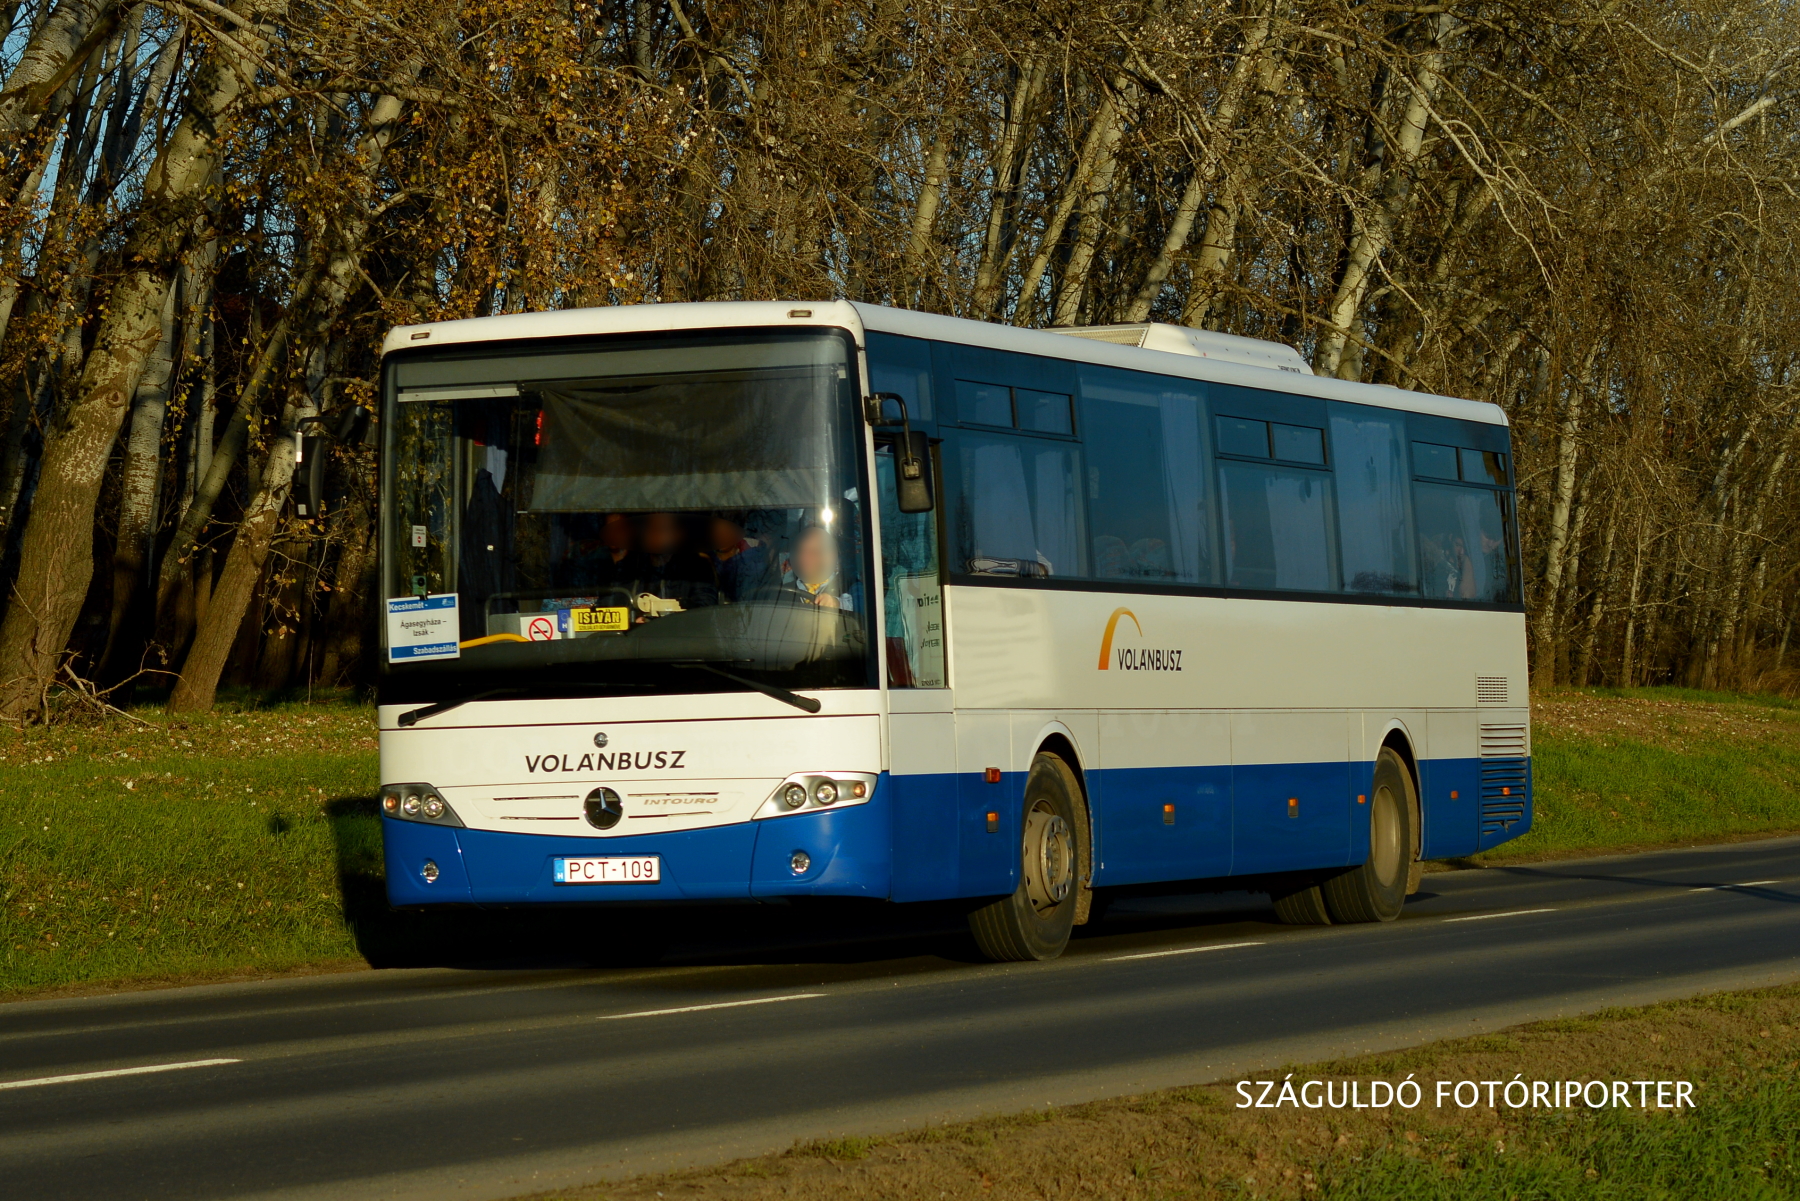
[4,836,1799,1201]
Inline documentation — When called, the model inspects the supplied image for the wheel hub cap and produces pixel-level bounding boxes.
[1023,806,1073,914]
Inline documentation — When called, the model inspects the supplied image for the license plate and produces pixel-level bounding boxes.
[553,855,661,884]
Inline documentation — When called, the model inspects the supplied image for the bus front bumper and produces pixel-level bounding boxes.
[382,787,892,906]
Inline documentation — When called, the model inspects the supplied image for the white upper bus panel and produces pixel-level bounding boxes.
[1048,322,1314,376]
[381,299,1505,428]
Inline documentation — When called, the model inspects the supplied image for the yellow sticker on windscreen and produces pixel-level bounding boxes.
[565,606,630,633]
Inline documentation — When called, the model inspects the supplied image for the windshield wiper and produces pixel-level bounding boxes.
[674,663,822,713]
[397,688,520,727]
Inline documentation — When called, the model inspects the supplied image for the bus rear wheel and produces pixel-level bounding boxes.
[968,753,1082,961]
[1322,747,1415,923]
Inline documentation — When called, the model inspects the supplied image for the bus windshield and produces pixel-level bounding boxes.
[380,329,873,701]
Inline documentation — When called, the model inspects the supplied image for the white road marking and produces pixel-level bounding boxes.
[0,1058,241,1091]
[1106,941,1266,962]
[1687,879,1780,892]
[1443,908,1557,923]
[597,993,826,1020]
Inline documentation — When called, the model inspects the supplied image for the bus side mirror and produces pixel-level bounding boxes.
[294,432,326,518]
[866,392,934,513]
[897,429,933,514]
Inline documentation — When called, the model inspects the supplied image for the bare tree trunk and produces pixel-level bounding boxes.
[152,264,321,636]
[1619,513,1647,686]
[169,379,316,712]
[0,0,262,719]
[167,60,420,710]
[316,499,373,685]
[0,0,127,141]
[1054,64,1149,329]
[1574,507,1617,686]
[98,272,179,671]
[901,130,949,306]
[1123,1,1277,322]
[1015,89,1127,324]
[1531,343,1598,685]
[1312,13,1456,378]
[970,53,1045,318]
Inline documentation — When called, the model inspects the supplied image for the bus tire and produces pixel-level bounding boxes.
[1322,747,1414,923]
[1270,878,1333,925]
[968,753,1081,961]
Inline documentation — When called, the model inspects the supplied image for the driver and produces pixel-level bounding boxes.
[784,525,855,611]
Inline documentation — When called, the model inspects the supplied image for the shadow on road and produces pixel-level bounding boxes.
[323,795,1313,976]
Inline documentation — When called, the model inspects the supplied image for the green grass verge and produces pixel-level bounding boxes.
[0,702,381,996]
[1318,1080,1799,1200]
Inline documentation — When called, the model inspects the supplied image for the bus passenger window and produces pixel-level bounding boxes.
[1218,462,1335,593]
[1412,442,1459,480]
[957,381,1014,427]
[1272,422,1326,465]
[1461,447,1508,486]
[1414,484,1518,603]
[1080,367,1213,584]
[866,331,934,422]
[1331,407,1417,595]
[1216,416,1270,458]
[1017,389,1074,435]
[953,433,1084,579]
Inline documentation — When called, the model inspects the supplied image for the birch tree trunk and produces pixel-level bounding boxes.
[970,53,1044,318]
[1312,13,1455,378]
[167,392,311,712]
[168,63,419,709]
[1123,1,1277,322]
[1015,90,1126,324]
[1054,64,1148,328]
[901,130,949,307]
[1530,344,1599,684]
[0,0,127,138]
[98,272,179,671]
[0,0,264,720]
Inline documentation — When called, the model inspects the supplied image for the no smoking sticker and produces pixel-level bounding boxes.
[526,616,558,641]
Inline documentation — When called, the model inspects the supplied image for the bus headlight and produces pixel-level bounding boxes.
[380,783,465,827]
[754,773,877,820]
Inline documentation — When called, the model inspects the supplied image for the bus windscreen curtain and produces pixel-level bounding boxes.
[531,369,835,511]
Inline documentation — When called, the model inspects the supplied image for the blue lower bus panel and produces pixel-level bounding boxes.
[383,756,1533,908]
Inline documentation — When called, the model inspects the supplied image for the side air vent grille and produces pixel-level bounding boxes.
[1478,724,1528,759]
[1479,758,1529,839]
[1476,675,1509,704]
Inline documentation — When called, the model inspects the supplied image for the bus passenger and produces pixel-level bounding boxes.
[707,512,767,602]
[640,511,719,609]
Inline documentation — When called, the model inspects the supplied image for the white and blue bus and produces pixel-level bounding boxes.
[376,301,1530,960]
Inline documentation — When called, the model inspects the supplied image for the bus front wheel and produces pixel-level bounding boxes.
[1322,747,1415,923]
[1269,879,1333,925]
[968,753,1082,961]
